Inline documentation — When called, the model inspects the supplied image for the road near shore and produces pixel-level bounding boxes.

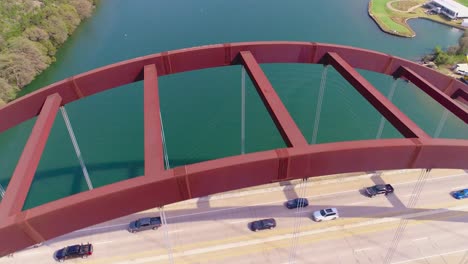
[2,169,468,264]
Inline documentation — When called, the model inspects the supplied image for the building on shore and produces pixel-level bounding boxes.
[426,0,468,19]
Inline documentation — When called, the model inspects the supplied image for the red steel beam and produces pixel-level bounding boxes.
[324,52,430,139]
[0,94,62,220]
[2,42,468,133]
[393,66,468,124]
[452,89,468,104]
[144,64,165,176]
[239,51,308,147]
[0,42,467,255]
[1,138,467,255]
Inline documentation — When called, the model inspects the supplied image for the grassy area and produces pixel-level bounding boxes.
[455,0,468,6]
[369,0,464,38]
[369,0,419,37]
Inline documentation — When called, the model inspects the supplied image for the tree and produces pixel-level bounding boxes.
[7,37,51,73]
[447,45,458,55]
[41,15,68,45]
[24,26,49,41]
[39,39,57,56]
[458,36,468,55]
[58,4,81,33]
[70,0,93,19]
[0,35,5,51]
[0,53,36,87]
[434,52,450,65]
[0,77,18,103]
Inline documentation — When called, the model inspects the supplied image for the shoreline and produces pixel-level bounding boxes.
[367,1,415,38]
[368,0,465,38]
[0,0,96,106]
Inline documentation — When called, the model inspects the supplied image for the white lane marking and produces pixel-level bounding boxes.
[168,230,183,233]
[349,201,368,205]
[228,220,248,224]
[412,237,428,242]
[94,240,114,245]
[74,223,128,233]
[391,247,468,264]
[15,250,43,256]
[354,247,373,252]
[76,172,468,233]
[112,204,468,264]
[182,172,466,205]
[165,172,466,220]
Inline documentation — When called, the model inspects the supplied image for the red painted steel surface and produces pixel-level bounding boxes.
[0,42,467,256]
[324,52,431,139]
[452,88,468,103]
[143,65,165,176]
[394,66,468,123]
[1,42,467,133]
[0,94,62,221]
[239,51,308,147]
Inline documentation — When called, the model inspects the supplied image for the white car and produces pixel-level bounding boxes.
[312,208,339,222]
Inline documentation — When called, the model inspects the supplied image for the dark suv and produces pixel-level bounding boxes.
[55,243,93,262]
[250,218,276,232]
[365,184,394,197]
[285,198,309,209]
[128,217,162,233]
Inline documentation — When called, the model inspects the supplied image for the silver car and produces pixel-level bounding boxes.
[312,208,339,222]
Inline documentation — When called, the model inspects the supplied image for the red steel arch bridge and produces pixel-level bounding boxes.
[0,41,467,256]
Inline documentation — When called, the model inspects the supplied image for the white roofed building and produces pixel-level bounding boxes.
[427,0,468,19]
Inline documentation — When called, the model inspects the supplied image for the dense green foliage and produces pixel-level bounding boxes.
[432,30,468,66]
[0,0,95,105]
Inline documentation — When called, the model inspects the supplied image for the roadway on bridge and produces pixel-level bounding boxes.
[2,169,468,264]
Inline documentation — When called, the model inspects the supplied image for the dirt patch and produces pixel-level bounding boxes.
[390,0,420,11]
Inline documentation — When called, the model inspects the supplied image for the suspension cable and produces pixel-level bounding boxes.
[288,178,309,263]
[383,168,431,264]
[0,183,5,199]
[60,106,93,190]
[312,66,328,144]
[160,112,170,169]
[241,66,246,154]
[159,206,174,264]
[434,109,449,138]
[376,79,398,139]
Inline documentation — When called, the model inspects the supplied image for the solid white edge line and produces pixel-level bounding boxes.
[391,248,468,264]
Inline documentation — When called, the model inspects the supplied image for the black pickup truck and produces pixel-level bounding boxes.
[128,217,162,233]
[365,184,394,197]
[55,243,93,262]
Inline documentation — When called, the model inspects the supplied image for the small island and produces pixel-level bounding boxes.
[368,0,467,38]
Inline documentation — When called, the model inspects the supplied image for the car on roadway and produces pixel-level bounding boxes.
[128,217,162,233]
[250,218,276,232]
[365,184,394,197]
[285,198,309,209]
[452,189,468,199]
[55,243,93,262]
[312,208,339,222]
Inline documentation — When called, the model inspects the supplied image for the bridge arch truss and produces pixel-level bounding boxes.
[0,41,467,255]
